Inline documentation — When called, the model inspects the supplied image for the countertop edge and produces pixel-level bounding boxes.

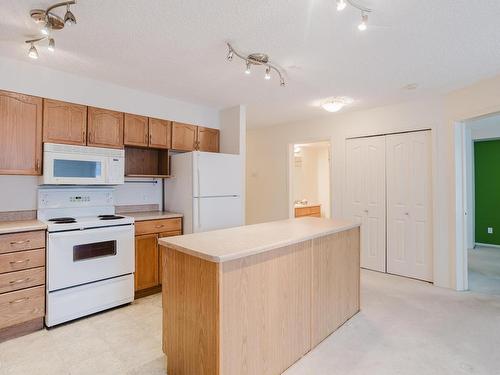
[158,222,360,263]
[124,211,183,222]
[0,221,47,235]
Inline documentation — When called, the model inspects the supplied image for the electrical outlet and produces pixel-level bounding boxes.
[488,227,494,234]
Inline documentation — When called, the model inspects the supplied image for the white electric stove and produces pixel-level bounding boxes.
[38,187,135,327]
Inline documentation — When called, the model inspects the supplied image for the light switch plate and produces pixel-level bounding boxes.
[488,227,494,234]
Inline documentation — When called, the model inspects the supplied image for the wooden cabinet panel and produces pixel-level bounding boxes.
[135,218,182,236]
[0,286,45,330]
[0,248,45,274]
[135,234,159,291]
[158,230,182,285]
[124,114,149,147]
[197,126,220,153]
[0,231,45,255]
[0,90,42,175]
[149,118,171,149]
[0,267,45,294]
[43,99,87,145]
[295,205,321,218]
[87,107,124,149]
[171,122,197,151]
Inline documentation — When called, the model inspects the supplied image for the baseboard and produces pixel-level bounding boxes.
[475,242,500,249]
[134,285,162,299]
[0,318,44,343]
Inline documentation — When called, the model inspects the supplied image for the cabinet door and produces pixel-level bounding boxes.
[135,234,159,291]
[386,131,432,282]
[149,118,172,149]
[197,126,220,153]
[124,114,148,147]
[345,136,386,272]
[43,99,87,145]
[158,230,182,285]
[0,90,42,175]
[171,122,197,151]
[87,107,124,149]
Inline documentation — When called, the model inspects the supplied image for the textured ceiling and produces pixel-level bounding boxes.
[1,0,500,128]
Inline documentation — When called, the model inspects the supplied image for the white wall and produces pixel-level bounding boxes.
[114,179,163,207]
[219,106,246,224]
[0,56,221,213]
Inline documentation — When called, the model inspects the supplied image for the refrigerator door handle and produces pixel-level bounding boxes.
[197,168,201,229]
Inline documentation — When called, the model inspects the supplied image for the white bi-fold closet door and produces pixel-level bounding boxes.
[386,131,433,282]
[345,130,433,281]
[345,136,387,273]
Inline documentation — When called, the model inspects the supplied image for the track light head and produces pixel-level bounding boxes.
[28,43,39,59]
[336,0,347,11]
[245,61,251,74]
[64,4,77,25]
[41,23,50,35]
[227,49,234,61]
[358,13,368,31]
[280,77,286,87]
[264,66,271,80]
[48,38,55,52]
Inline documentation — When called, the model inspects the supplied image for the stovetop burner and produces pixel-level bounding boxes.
[48,217,77,224]
[98,215,125,220]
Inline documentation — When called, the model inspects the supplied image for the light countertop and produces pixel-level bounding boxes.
[124,211,183,222]
[158,217,359,263]
[0,220,47,235]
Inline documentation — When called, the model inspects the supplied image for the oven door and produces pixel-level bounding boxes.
[43,150,107,185]
[47,225,134,292]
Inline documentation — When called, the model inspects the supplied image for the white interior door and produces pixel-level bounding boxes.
[345,136,386,272]
[386,131,433,281]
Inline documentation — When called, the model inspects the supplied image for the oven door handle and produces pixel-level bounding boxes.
[48,224,134,238]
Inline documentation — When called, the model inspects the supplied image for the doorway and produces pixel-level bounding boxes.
[289,141,331,219]
[463,113,500,295]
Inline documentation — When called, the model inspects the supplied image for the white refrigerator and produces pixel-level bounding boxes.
[164,151,243,234]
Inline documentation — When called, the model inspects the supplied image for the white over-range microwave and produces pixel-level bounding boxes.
[42,143,124,185]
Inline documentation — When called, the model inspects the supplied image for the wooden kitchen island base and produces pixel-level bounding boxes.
[159,218,360,375]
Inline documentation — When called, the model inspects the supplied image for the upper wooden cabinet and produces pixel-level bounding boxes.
[197,126,220,153]
[171,122,197,151]
[124,114,149,147]
[87,107,124,149]
[43,99,87,146]
[0,91,43,175]
[149,118,172,149]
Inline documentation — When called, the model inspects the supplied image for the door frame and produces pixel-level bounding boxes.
[287,139,333,219]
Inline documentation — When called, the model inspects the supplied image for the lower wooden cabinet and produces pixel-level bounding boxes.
[134,218,182,298]
[0,230,46,343]
[295,205,321,218]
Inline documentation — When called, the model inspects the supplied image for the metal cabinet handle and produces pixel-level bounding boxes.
[155,224,165,229]
[145,133,148,145]
[9,259,30,264]
[10,278,30,285]
[35,159,40,172]
[9,297,29,304]
[10,240,30,245]
[150,134,152,145]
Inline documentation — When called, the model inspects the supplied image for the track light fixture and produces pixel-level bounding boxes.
[336,0,373,30]
[25,1,78,60]
[225,43,286,87]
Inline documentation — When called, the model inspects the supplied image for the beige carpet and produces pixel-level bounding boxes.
[1,270,499,375]
[468,246,500,296]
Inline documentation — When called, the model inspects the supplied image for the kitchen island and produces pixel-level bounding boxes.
[158,217,360,375]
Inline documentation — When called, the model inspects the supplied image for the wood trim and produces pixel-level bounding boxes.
[134,285,162,299]
[163,248,219,375]
[0,317,44,343]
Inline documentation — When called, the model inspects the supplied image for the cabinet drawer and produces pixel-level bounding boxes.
[295,207,310,217]
[0,286,45,330]
[0,231,45,254]
[0,267,45,294]
[309,206,321,214]
[135,218,182,235]
[0,248,45,274]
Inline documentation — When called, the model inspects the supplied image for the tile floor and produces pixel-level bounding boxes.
[468,246,500,296]
[1,270,500,375]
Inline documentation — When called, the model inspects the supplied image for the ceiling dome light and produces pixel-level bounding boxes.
[321,97,353,112]
[28,43,39,59]
[48,38,55,52]
[245,61,251,74]
[336,0,347,11]
[64,4,76,25]
[264,66,271,80]
[358,13,368,31]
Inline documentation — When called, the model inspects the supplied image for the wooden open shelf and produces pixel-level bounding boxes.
[125,147,170,178]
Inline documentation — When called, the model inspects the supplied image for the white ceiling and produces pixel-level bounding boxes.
[1,0,500,128]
